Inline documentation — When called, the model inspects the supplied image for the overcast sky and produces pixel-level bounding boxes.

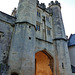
[0,0,75,37]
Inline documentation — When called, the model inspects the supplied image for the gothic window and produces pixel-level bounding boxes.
[46,16,49,22]
[36,25,40,31]
[36,22,40,31]
[47,27,51,35]
[37,11,41,17]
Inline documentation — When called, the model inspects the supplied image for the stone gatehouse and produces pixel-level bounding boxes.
[0,0,72,75]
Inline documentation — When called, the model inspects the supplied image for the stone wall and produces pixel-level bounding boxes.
[0,11,15,75]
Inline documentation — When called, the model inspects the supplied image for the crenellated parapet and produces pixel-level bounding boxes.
[49,0,61,8]
[37,0,61,14]
[37,0,46,10]
[37,0,52,14]
[11,0,61,17]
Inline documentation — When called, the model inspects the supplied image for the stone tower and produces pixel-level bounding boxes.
[0,0,72,75]
[8,0,37,75]
[49,1,72,75]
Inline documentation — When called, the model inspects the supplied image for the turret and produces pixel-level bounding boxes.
[49,1,61,8]
[49,1,66,39]
[48,1,72,75]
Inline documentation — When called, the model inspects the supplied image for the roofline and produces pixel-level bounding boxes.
[68,44,75,47]
[0,11,16,19]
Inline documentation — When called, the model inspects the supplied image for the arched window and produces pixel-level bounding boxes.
[11,72,18,75]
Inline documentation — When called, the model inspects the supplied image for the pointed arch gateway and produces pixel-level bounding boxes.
[35,50,54,75]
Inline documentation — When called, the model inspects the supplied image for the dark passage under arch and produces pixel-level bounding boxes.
[11,72,18,75]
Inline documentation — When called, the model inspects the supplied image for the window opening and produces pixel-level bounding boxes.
[36,25,40,31]
[29,26,31,28]
[29,37,31,40]
[62,63,64,69]
[37,11,41,17]
[36,22,40,31]
[46,16,49,22]
[47,27,51,35]
[47,30,50,35]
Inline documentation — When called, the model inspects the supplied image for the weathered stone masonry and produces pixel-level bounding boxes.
[0,0,72,75]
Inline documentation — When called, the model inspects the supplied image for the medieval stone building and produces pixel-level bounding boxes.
[0,0,73,75]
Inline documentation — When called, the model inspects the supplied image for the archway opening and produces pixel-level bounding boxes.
[35,51,54,75]
[11,72,18,75]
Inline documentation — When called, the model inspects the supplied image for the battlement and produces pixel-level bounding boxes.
[37,0,52,14]
[37,0,61,14]
[49,0,61,7]
[37,0,46,10]
[11,0,61,17]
